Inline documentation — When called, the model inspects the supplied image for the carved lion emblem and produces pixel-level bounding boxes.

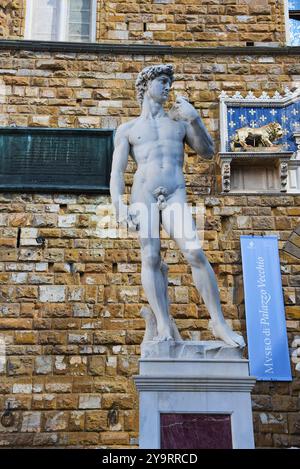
[230,122,283,151]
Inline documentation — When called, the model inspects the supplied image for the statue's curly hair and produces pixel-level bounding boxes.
[135,64,174,106]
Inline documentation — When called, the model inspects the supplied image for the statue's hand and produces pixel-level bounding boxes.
[116,203,139,232]
[116,202,128,225]
[169,95,198,123]
[128,206,140,232]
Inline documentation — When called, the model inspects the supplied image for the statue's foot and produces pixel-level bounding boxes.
[153,324,174,342]
[153,334,174,342]
[210,320,245,348]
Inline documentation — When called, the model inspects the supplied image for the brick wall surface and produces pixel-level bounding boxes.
[0,49,299,447]
[0,0,287,46]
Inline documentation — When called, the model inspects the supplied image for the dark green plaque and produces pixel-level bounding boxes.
[0,128,114,192]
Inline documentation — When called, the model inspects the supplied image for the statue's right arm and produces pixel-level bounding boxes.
[109,124,130,221]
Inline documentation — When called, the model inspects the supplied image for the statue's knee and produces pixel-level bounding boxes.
[185,248,206,268]
[142,251,161,269]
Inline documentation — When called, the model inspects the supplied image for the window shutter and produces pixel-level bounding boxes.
[31,0,59,41]
[68,0,91,42]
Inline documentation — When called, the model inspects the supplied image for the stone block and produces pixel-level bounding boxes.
[32,433,58,446]
[45,378,72,393]
[72,303,92,317]
[100,432,129,445]
[68,333,90,344]
[32,394,56,410]
[39,331,65,345]
[94,331,126,345]
[0,303,20,317]
[259,412,288,434]
[102,394,134,410]
[7,357,32,376]
[12,383,33,394]
[107,31,129,40]
[85,411,107,431]
[288,413,300,434]
[67,287,84,302]
[44,411,69,432]
[39,286,65,303]
[56,395,78,410]
[289,232,300,248]
[58,215,77,228]
[88,356,106,376]
[79,395,101,409]
[15,331,37,344]
[251,216,275,230]
[21,412,41,433]
[0,318,31,329]
[29,115,51,127]
[11,272,28,284]
[15,286,38,300]
[69,411,85,431]
[35,356,52,375]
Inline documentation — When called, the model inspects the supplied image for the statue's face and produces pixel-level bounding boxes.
[146,74,171,104]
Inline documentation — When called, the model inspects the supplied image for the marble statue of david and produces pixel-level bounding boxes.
[110,64,244,347]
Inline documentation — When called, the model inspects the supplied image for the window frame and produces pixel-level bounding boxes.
[284,0,300,45]
[24,0,97,42]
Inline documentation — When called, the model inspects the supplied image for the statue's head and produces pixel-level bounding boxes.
[135,64,174,106]
[268,122,283,140]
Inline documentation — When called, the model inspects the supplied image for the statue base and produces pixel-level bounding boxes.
[141,339,243,360]
[134,340,256,449]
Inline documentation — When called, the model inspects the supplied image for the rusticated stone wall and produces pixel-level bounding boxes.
[101,0,286,46]
[0,0,287,46]
[0,49,299,448]
[0,192,300,448]
[0,0,24,39]
[0,49,299,138]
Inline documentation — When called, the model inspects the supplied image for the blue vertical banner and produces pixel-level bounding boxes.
[240,235,292,381]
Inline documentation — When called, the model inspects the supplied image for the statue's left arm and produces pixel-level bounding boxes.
[169,96,215,159]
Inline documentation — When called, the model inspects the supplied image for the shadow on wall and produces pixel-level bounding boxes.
[283,225,300,259]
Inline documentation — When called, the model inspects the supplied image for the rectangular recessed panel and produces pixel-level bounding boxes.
[0,128,113,193]
[160,413,232,449]
[231,166,280,191]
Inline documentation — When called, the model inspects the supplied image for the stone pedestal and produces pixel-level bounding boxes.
[134,341,256,449]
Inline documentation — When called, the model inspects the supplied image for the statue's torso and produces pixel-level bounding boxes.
[127,115,187,200]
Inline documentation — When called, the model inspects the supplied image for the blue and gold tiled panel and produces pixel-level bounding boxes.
[227,101,300,152]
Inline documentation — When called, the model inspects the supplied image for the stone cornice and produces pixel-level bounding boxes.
[134,375,257,392]
[0,40,300,56]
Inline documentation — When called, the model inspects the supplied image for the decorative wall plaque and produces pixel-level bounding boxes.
[0,128,114,193]
[218,88,300,193]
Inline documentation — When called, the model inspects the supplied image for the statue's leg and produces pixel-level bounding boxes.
[138,201,173,341]
[240,138,248,150]
[161,261,182,340]
[162,189,245,347]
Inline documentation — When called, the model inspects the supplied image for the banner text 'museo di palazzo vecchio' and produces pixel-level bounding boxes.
[240,235,292,381]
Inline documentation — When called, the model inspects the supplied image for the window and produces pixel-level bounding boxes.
[285,0,300,45]
[0,128,113,193]
[25,0,97,42]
